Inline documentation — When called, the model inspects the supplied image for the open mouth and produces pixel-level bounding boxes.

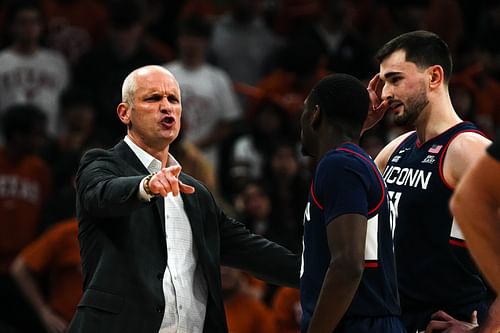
[161,116,175,127]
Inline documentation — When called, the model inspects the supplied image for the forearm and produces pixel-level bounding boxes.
[478,297,500,333]
[220,213,300,287]
[10,258,49,316]
[307,262,363,333]
[78,174,150,217]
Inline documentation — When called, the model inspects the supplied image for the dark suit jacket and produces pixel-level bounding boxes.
[68,141,300,333]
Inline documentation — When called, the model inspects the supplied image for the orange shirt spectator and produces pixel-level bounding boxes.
[272,287,301,333]
[0,150,52,273]
[225,292,277,333]
[17,219,82,322]
[222,266,277,333]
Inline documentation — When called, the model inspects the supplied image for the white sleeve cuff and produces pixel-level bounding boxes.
[138,176,155,201]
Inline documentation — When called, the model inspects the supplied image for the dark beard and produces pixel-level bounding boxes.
[394,87,429,126]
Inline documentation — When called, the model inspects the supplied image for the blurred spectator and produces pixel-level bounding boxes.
[169,130,217,195]
[451,61,500,137]
[248,36,329,125]
[237,179,298,254]
[231,100,292,179]
[38,86,110,229]
[476,2,500,82]
[289,0,373,79]
[73,0,163,143]
[262,142,308,252]
[238,180,273,238]
[426,0,463,53]
[165,15,242,170]
[221,266,277,333]
[0,0,69,136]
[272,287,301,333]
[209,0,281,105]
[0,104,52,332]
[42,0,108,64]
[10,219,82,333]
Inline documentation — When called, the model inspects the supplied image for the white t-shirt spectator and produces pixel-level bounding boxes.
[0,48,69,135]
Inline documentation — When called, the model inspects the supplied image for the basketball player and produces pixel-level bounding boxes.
[424,132,500,333]
[300,73,404,333]
[365,30,498,333]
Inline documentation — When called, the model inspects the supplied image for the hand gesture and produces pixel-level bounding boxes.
[148,165,195,196]
[425,310,479,333]
[362,74,389,135]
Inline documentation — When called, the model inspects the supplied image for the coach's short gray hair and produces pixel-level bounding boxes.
[122,71,137,106]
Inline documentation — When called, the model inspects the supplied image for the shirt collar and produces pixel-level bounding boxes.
[124,135,180,173]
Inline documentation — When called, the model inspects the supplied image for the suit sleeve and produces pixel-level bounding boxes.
[215,200,300,288]
[76,148,155,218]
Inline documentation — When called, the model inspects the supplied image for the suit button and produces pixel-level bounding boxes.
[156,306,163,313]
[157,273,163,280]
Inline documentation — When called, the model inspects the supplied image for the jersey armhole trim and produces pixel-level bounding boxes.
[336,148,385,215]
[438,129,486,190]
[310,182,324,210]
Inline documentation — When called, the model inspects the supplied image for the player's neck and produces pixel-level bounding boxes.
[318,132,358,158]
[414,95,462,144]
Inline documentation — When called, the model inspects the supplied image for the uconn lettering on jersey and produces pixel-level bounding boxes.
[383,166,432,190]
[0,175,40,203]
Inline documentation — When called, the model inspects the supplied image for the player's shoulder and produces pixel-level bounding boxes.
[375,131,415,172]
[447,130,491,155]
[317,148,366,177]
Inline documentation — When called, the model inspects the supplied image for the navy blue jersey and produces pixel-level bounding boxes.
[300,143,400,332]
[384,122,488,307]
[487,131,500,161]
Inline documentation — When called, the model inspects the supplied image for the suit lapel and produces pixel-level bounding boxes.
[180,174,204,253]
[115,140,166,236]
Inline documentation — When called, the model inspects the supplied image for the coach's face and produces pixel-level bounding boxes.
[119,66,182,151]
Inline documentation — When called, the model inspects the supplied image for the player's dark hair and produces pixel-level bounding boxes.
[375,30,453,83]
[1,104,47,142]
[307,73,369,138]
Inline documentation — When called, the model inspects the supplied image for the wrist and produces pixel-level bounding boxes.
[143,173,157,196]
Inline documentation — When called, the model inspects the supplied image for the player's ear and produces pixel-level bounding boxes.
[117,102,131,125]
[311,104,321,130]
[428,65,444,89]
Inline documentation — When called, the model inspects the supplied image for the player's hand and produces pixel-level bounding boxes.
[149,165,195,196]
[362,73,389,135]
[425,310,479,333]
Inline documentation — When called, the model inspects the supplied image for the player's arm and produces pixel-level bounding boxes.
[307,214,367,333]
[427,134,500,333]
[450,151,500,294]
[374,131,414,173]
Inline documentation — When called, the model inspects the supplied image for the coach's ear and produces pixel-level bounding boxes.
[117,103,131,125]
[311,104,321,130]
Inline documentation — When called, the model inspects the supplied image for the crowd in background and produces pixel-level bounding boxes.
[0,0,499,332]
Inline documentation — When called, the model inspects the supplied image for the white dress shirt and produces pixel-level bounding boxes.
[124,136,208,333]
